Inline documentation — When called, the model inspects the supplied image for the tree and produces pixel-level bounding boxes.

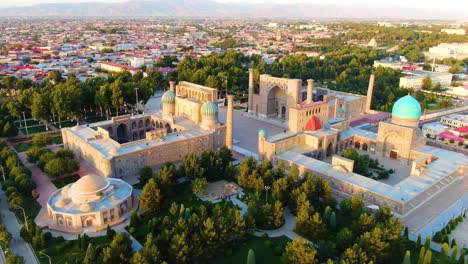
[31,134,53,147]
[5,255,23,264]
[424,236,431,250]
[139,179,161,214]
[283,238,318,264]
[106,225,116,240]
[341,243,369,264]
[101,232,133,264]
[273,200,285,228]
[423,250,432,264]
[417,247,425,264]
[139,166,153,186]
[441,243,449,257]
[181,153,205,180]
[247,249,256,264]
[422,77,433,90]
[402,250,411,264]
[459,249,465,264]
[0,224,12,247]
[330,211,337,227]
[192,177,208,195]
[83,243,96,264]
[416,234,422,250]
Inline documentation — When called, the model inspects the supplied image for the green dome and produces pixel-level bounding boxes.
[338,108,345,113]
[201,101,218,116]
[392,95,421,119]
[162,90,175,104]
[258,129,267,137]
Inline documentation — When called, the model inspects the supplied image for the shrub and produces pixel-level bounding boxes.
[261,233,269,240]
[264,240,274,248]
[274,246,283,256]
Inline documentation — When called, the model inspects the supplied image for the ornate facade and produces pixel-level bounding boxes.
[62,81,231,178]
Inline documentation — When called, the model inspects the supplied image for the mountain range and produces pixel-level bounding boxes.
[0,0,466,20]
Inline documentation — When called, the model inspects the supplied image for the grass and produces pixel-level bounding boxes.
[52,120,76,128]
[233,105,246,110]
[209,235,291,264]
[14,141,34,152]
[13,195,41,225]
[52,136,63,145]
[20,125,48,134]
[84,115,109,123]
[15,119,42,128]
[36,235,113,264]
[51,174,81,189]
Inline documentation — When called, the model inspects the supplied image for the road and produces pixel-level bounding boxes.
[0,186,37,264]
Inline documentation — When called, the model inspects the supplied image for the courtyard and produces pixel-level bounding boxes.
[196,180,243,202]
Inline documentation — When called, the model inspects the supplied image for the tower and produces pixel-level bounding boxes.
[306,79,314,104]
[169,81,176,92]
[366,74,375,113]
[226,94,234,149]
[248,68,254,113]
[258,129,266,161]
[162,83,176,114]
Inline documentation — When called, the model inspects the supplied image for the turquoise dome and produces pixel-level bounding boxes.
[162,90,175,104]
[258,129,267,137]
[201,101,218,116]
[392,95,421,119]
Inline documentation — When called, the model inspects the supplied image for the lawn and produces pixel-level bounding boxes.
[84,115,109,123]
[20,125,48,134]
[52,120,77,128]
[51,174,81,189]
[13,195,41,225]
[209,235,291,264]
[15,119,42,128]
[234,105,246,110]
[13,141,34,152]
[52,136,63,145]
[37,235,112,264]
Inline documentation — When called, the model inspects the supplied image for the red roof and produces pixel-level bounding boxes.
[304,116,322,131]
[438,131,465,142]
[454,126,468,133]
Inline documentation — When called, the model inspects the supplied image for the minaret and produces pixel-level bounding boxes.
[366,74,375,113]
[334,97,339,118]
[306,79,314,104]
[226,94,234,149]
[258,129,266,161]
[248,68,254,113]
[169,81,176,92]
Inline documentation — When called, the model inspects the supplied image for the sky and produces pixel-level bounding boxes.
[0,0,465,10]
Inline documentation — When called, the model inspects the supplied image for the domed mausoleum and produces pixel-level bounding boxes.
[376,95,425,160]
[47,174,133,232]
[391,95,421,127]
[201,101,219,129]
[162,89,176,114]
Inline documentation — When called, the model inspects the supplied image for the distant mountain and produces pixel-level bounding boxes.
[0,0,465,20]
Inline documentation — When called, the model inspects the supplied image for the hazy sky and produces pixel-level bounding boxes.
[0,0,465,10]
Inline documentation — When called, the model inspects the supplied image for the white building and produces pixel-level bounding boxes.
[441,28,466,35]
[422,123,448,138]
[440,114,468,128]
[399,70,453,90]
[445,86,468,98]
[47,174,133,233]
[427,43,468,59]
[130,57,145,68]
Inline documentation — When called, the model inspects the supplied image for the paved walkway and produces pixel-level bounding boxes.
[0,186,38,264]
[253,208,302,241]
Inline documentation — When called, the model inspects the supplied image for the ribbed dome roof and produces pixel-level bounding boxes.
[258,129,267,137]
[162,90,176,104]
[305,116,322,131]
[201,101,218,116]
[69,174,109,196]
[392,95,421,119]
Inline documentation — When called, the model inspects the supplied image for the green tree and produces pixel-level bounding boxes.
[273,200,284,228]
[247,249,256,264]
[341,243,369,264]
[402,250,411,264]
[282,238,318,264]
[424,236,431,250]
[191,177,208,195]
[422,77,433,90]
[139,166,153,186]
[31,134,53,147]
[330,211,337,227]
[0,224,12,247]
[83,243,96,264]
[416,234,422,250]
[441,243,449,257]
[101,232,133,264]
[4,255,24,264]
[423,250,432,264]
[417,247,425,264]
[139,178,161,214]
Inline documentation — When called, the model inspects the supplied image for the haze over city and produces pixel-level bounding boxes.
[0,0,467,263]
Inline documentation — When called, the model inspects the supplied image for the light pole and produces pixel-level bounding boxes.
[14,205,28,230]
[40,252,52,264]
[135,87,139,114]
[0,245,6,263]
[264,185,270,204]
[0,165,5,181]
[22,111,28,137]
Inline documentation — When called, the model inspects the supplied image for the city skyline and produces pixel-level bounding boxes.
[0,0,466,11]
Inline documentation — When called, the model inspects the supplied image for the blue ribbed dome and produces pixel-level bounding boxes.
[162,90,175,104]
[392,95,421,119]
[258,129,267,137]
[201,101,218,116]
